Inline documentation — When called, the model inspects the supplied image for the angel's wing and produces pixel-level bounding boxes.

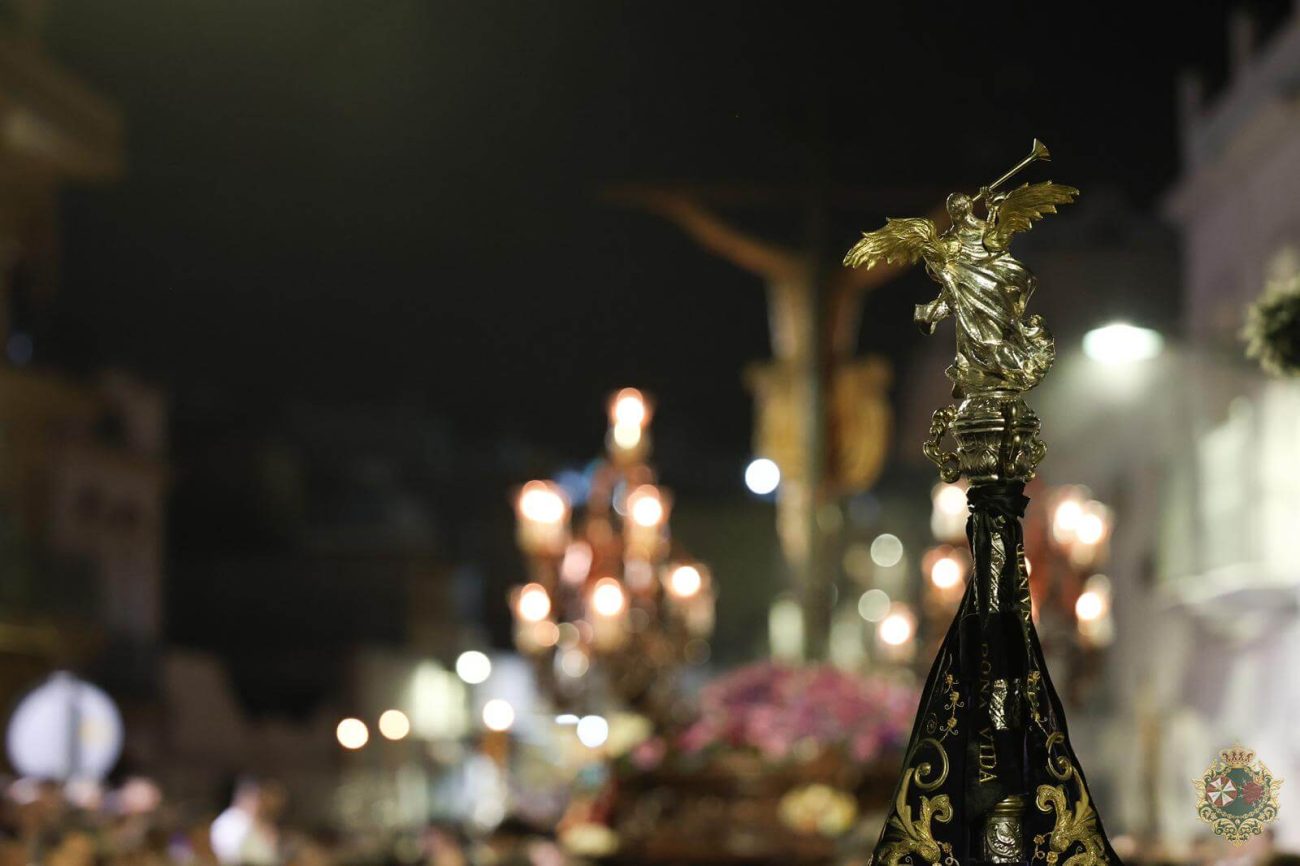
[842,217,940,270]
[986,181,1079,249]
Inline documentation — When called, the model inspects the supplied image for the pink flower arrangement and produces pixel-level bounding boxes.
[678,663,918,764]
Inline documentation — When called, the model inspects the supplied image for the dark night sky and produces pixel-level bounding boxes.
[33,1,1288,709]
[45,1,1275,463]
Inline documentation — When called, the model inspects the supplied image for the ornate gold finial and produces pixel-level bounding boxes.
[843,140,1078,483]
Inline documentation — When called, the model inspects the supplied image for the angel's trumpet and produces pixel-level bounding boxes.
[972,139,1050,203]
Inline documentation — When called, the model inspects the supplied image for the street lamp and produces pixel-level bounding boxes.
[1082,322,1164,364]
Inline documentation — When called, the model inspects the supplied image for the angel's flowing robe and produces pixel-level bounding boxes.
[915,221,1055,398]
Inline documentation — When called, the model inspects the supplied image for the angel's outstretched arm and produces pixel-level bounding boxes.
[982,194,1011,253]
[914,296,951,334]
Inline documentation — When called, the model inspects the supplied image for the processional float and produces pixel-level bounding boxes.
[843,141,1119,866]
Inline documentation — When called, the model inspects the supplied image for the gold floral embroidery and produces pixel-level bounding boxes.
[1025,670,1046,730]
[1033,741,1108,866]
[923,668,963,739]
[877,765,955,866]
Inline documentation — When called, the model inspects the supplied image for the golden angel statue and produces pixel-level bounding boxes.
[844,140,1077,398]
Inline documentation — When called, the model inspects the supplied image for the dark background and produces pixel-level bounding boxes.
[38,0,1286,712]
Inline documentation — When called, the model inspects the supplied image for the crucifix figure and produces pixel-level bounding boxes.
[614,185,932,658]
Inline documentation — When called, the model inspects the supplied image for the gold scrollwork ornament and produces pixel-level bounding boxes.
[877,739,955,866]
[1033,736,1108,866]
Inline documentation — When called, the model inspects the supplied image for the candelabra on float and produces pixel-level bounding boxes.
[511,388,715,726]
[843,141,1119,866]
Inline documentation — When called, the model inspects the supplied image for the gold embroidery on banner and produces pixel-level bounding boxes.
[1042,732,1070,781]
[913,737,951,791]
[1032,738,1108,866]
[943,673,963,736]
[1015,543,1032,626]
[877,765,954,866]
[1026,670,1048,733]
[878,698,961,866]
[923,666,963,739]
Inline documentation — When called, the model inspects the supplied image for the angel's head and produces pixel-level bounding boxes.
[946,192,974,224]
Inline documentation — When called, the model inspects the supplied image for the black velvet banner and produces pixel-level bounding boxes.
[870,481,1121,866]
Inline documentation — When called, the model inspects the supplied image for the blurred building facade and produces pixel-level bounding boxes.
[164,399,501,816]
[1142,6,1300,851]
[975,7,1300,854]
[0,0,172,754]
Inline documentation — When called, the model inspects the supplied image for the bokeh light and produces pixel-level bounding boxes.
[516,583,551,622]
[576,715,609,748]
[1076,509,1107,545]
[879,608,915,646]
[744,458,781,495]
[482,699,515,732]
[1075,590,1105,622]
[870,533,904,568]
[336,718,369,750]
[560,541,593,584]
[518,481,567,524]
[559,647,590,678]
[627,485,665,527]
[934,483,966,516]
[667,564,702,598]
[612,422,642,450]
[591,577,627,617]
[610,388,648,427]
[378,709,410,741]
[455,650,492,684]
[930,555,963,590]
[1053,498,1083,540]
[1082,322,1164,364]
[857,589,891,622]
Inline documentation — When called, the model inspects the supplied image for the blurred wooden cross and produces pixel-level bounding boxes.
[607,181,946,659]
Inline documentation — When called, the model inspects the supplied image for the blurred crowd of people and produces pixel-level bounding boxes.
[5,770,1296,866]
[0,776,315,866]
[0,775,562,866]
